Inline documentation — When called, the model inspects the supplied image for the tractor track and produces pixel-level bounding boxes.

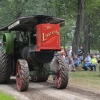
[0,77,100,100]
[43,80,100,100]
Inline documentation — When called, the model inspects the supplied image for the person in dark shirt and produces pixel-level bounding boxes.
[78,46,84,64]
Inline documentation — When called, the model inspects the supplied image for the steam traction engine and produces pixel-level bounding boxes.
[0,15,68,91]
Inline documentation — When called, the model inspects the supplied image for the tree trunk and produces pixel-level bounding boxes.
[83,15,90,58]
[72,0,84,55]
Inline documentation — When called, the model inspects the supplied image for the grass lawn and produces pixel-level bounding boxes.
[69,65,100,91]
[0,91,15,100]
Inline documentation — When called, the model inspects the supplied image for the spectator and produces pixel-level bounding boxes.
[65,55,70,64]
[84,53,91,71]
[96,53,100,60]
[97,57,100,64]
[91,54,98,71]
[60,47,65,58]
[65,55,76,72]
[78,46,84,64]
[66,47,72,57]
[73,54,80,67]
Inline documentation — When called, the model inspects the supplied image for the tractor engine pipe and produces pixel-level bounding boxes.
[21,46,54,63]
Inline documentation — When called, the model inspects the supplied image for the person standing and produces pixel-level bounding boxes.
[78,46,84,64]
[60,47,65,58]
[66,47,72,57]
[65,47,75,71]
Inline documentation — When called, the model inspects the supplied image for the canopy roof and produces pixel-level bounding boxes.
[0,15,65,32]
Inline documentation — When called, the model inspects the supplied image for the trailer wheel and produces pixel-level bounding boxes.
[16,59,29,91]
[33,63,50,82]
[53,58,68,89]
[0,45,12,84]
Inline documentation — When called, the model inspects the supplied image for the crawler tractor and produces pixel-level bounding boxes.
[0,15,68,91]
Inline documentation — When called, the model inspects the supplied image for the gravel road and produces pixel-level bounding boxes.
[0,76,100,100]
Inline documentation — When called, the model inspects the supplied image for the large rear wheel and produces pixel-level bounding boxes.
[0,44,12,84]
[42,63,50,82]
[16,59,29,91]
[51,58,68,89]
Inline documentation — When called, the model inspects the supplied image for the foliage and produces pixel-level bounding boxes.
[84,0,100,51]
[60,18,75,46]
[0,0,100,52]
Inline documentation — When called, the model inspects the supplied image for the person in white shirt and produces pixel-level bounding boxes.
[84,53,91,71]
[66,47,72,57]
[65,55,76,72]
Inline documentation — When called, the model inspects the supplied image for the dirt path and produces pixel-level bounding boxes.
[0,76,100,100]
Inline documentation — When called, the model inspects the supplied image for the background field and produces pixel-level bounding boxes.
[69,65,100,91]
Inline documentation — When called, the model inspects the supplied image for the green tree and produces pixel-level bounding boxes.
[72,0,84,55]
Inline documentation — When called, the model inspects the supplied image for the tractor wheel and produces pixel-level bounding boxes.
[33,63,50,82]
[0,45,12,84]
[52,58,68,89]
[16,59,29,91]
[41,63,50,82]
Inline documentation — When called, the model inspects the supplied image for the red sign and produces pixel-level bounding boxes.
[36,23,61,51]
